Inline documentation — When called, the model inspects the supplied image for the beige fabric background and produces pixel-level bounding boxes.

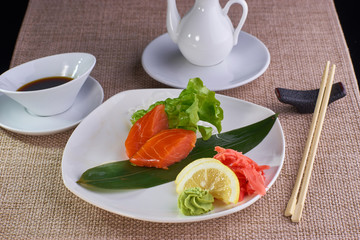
[1,0,360,239]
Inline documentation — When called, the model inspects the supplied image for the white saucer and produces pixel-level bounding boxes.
[0,76,104,135]
[142,32,270,91]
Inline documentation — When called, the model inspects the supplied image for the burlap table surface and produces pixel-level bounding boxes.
[1,0,360,239]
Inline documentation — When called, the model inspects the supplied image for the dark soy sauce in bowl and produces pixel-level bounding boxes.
[17,76,73,91]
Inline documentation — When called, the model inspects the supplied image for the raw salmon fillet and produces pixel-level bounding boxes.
[125,104,168,158]
[130,129,197,169]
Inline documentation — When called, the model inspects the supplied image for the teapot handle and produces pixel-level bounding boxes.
[223,0,248,45]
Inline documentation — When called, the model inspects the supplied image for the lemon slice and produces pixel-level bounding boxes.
[175,158,213,184]
[175,158,240,204]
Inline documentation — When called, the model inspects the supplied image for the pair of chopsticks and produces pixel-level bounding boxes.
[285,61,336,222]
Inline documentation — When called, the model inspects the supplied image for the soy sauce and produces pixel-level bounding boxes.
[17,76,73,91]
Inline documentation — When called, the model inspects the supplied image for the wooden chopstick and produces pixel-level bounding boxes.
[284,61,330,217]
[284,61,336,222]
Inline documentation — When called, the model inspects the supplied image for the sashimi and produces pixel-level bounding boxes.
[130,129,197,169]
[213,146,270,202]
[125,104,168,158]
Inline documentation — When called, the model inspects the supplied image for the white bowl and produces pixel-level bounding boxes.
[0,52,96,116]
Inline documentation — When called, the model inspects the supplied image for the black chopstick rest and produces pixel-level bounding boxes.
[275,82,346,113]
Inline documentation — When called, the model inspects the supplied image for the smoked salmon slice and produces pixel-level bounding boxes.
[130,129,197,169]
[125,104,168,158]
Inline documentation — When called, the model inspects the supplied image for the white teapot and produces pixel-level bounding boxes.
[167,0,248,66]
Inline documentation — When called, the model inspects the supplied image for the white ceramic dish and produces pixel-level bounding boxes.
[0,52,96,116]
[0,76,103,135]
[142,32,270,91]
[62,89,285,223]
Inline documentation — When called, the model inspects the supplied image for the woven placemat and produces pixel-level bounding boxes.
[1,0,360,239]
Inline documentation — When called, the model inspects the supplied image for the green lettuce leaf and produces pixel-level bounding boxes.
[130,78,223,140]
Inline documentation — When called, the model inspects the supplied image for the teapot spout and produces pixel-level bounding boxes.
[166,0,180,43]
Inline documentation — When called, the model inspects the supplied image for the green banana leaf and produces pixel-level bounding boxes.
[77,114,278,189]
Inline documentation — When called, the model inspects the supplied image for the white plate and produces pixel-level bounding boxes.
[0,76,104,135]
[62,89,284,223]
[142,32,270,91]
